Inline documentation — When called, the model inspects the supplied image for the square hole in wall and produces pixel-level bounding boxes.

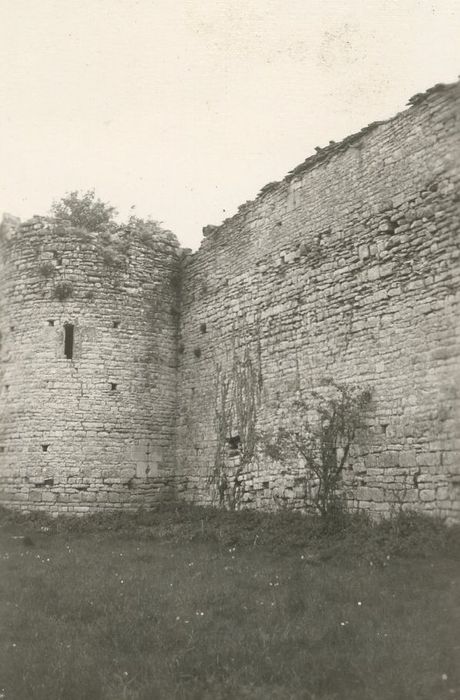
[48,320,55,327]
[113,321,120,328]
[42,444,49,452]
[0,446,5,454]
[110,382,117,391]
[227,435,241,457]
[227,435,241,450]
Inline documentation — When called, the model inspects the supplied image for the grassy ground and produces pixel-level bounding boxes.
[0,505,459,700]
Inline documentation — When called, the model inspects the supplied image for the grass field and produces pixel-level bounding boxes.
[0,505,459,700]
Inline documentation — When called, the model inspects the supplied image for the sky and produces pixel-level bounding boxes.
[0,0,459,250]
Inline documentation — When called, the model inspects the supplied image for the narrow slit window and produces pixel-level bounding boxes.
[64,324,74,359]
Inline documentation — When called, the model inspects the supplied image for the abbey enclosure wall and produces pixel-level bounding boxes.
[1,81,459,519]
[176,82,460,521]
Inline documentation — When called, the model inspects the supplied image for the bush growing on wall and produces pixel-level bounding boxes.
[51,190,117,232]
[126,214,168,240]
[53,282,73,301]
[262,380,372,518]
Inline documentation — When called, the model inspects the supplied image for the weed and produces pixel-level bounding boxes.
[102,247,125,269]
[38,262,56,278]
[53,281,73,301]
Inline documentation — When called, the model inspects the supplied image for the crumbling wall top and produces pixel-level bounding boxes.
[198,79,459,248]
[1,214,181,256]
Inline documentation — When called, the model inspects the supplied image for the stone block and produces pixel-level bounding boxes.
[380,262,394,277]
[358,244,369,260]
[416,452,440,467]
[356,486,383,502]
[368,266,380,281]
[400,451,417,468]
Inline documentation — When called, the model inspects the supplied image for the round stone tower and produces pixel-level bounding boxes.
[0,214,181,513]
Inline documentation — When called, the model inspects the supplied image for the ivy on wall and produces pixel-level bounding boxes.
[210,348,261,509]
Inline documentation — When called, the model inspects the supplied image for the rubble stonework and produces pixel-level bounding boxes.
[0,218,182,513]
[176,81,460,522]
[0,80,459,519]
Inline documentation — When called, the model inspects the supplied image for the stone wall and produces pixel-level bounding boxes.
[1,81,459,520]
[176,82,460,521]
[0,217,182,513]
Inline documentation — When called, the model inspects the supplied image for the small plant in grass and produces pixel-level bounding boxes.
[262,379,372,519]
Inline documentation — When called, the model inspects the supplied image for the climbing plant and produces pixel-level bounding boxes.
[210,348,261,510]
[211,364,232,507]
[262,379,372,518]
